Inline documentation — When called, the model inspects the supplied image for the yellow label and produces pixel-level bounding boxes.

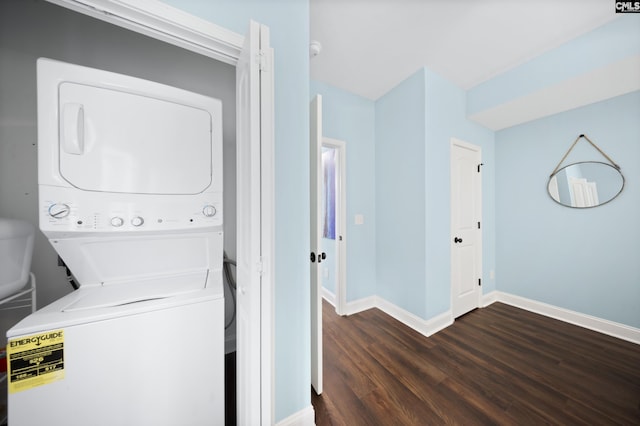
[7,330,65,394]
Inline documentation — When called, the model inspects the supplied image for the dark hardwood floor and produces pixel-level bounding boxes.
[312,300,640,425]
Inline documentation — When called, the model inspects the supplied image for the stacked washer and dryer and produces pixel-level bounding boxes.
[6,58,225,425]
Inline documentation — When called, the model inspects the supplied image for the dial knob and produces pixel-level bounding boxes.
[110,217,124,227]
[131,216,144,227]
[48,203,71,219]
[202,205,217,217]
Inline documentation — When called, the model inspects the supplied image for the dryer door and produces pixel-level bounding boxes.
[58,82,213,195]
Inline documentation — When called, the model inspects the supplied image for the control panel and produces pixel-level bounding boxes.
[40,185,222,234]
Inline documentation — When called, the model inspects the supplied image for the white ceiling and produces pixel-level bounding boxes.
[310,0,619,101]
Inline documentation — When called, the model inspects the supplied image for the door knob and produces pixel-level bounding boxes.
[310,252,327,263]
[454,237,463,243]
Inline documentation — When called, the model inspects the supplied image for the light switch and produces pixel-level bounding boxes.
[355,214,364,225]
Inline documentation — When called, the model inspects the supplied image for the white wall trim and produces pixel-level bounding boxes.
[322,287,336,307]
[377,298,453,337]
[345,296,453,337]
[46,0,243,64]
[484,291,640,345]
[275,405,315,426]
[480,290,499,307]
[346,291,640,346]
[344,295,377,316]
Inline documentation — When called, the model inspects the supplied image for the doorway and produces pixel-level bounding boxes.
[450,138,482,319]
[321,138,347,315]
[310,94,347,396]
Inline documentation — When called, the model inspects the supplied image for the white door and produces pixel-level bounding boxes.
[236,20,274,425]
[310,95,323,395]
[450,138,482,318]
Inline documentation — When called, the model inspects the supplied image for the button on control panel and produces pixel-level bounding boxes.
[131,216,145,227]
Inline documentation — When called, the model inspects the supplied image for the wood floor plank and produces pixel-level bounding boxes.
[313,301,640,425]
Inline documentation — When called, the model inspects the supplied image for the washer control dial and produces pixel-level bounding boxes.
[131,216,145,227]
[48,203,71,219]
[202,205,217,217]
[110,217,125,227]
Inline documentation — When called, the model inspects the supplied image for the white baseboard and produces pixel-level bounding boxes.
[343,295,453,337]
[321,287,335,306]
[344,291,640,345]
[480,290,499,307]
[483,290,640,345]
[344,295,377,315]
[276,404,315,426]
[376,298,453,337]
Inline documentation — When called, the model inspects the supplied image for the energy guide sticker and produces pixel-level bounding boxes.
[7,330,65,393]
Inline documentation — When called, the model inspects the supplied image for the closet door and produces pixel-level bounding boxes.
[236,20,274,426]
[450,138,482,319]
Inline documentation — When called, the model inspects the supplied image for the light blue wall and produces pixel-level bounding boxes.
[310,80,377,302]
[310,14,637,351]
[467,16,640,116]
[496,91,640,328]
[315,67,496,321]
[424,69,496,317]
[373,66,496,319]
[375,71,427,317]
[160,0,310,421]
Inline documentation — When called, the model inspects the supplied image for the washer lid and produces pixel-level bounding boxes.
[62,271,212,312]
[6,278,223,338]
[50,232,222,289]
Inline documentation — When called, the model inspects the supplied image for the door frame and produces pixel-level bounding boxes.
[322,137,347,316]
[44,1,274,423]
[449,137,482,319]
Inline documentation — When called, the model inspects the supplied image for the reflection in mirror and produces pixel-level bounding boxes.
[548,161,624,208]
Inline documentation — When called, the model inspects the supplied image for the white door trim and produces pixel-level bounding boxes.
[322,137,347,316]
[44,1,274,423]
[45,0,243,64]
[450,137,482,318]
[259,32,275,426]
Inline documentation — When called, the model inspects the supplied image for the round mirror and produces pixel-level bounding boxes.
[548,161,624,208]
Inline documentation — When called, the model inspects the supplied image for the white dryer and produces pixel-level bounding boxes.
[7,59,225,425]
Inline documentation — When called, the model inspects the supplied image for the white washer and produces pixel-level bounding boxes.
[7,59,225,425]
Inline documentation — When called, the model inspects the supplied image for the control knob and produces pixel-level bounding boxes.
[48,203,71,219]
[131,216,145,227]
[202,205,217,217]
[110,217,124,227]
